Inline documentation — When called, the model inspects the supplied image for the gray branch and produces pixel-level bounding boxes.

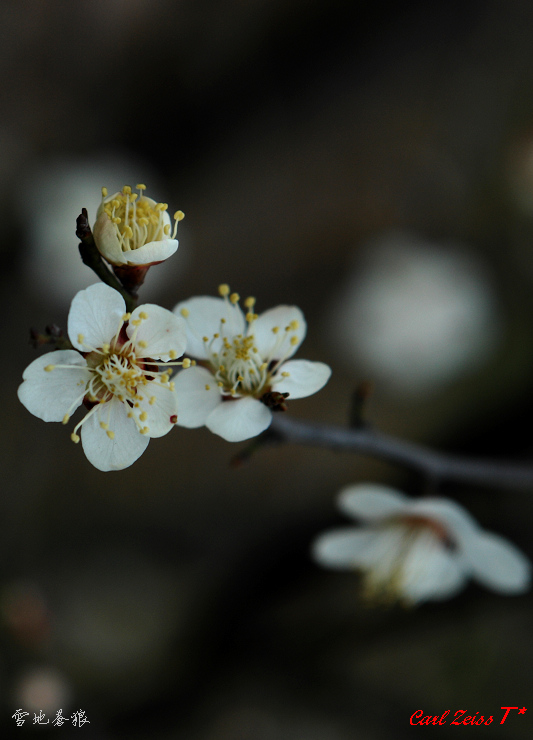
[270,415,533,490]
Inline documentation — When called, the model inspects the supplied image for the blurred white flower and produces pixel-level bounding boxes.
[14,667,72,715]
[93,183,183,267]
[173,285,331,442]
[313,483,531,605]
[18,283,187,471]
[327,232,499,396]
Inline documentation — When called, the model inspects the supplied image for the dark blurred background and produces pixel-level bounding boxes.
[2,0,533,737]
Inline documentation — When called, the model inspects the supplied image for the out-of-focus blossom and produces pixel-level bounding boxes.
[327,232,499,396]
[93,184,184,267]
[14,667,72,715]
[18,283,187,471]
[172,285,331,442]
[313,483,531,605]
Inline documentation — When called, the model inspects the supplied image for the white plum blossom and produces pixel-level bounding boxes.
[312,483,531,605]
[93,184,184,267]
[172,285,332,442]
[18,283,187,471]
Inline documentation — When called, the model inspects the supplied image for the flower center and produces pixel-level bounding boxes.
[214,334,268,396]
[101,184,184,253]
[86,347,147,405]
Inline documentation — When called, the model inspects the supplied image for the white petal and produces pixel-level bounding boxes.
[68,283,125,351]
[251,306,306,362]
[337,484,409,522]
[128,304,187,360]
[18,351,90,422]
[173,366,222,428]
[119,239,178,266]
[461,531,531,594]
[206,396,272,442]
[400,535,466,603]
[272,360,331,399]
[81,398,149,471]
[93,212,125,265]
[136,381,179,438]
[173,296,245,359]
[312,529,378,569]
[406,497,480,544]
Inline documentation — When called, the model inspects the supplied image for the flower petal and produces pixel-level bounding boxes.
[136,381,179,438]
[406,497,480,544]
[173,296,246,359]
[68,283,126,351]
[312,529,379,569]
[119,239,178,266]
[173,366,222,427]
[400,536,466,603]
[251,306,306,362]
[93,212,125,265]
[461,531,531,594]
[18,350,90,422]
[272,359,331,399]
[81,398,149,471]
[128,304,187,360]
[337,484,409,522]
[206,396,272,442]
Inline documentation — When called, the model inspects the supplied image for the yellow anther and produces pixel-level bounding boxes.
[218,284,230,297]
[282,371,290,377]
[289,320,299,330]
[101,186,108,197]
[246,312,255,323]
[71,433,80,444]
[124,225,133,238]
[122,313,131,321]
[139,311,148,320]
[77,333,84,344]
[182,358,191,368]
[100,422,108,430]
[244,296,256,308]
[138,340,148,349]
[175,210,185,221]
[205,384,211,391]
[220,318,226,324]
[139,411,148,422]
[272,326,280,334]
[132,319,142,327]
[191,360,197,366]
[130,193,138,202]
[161,373,169,383]
[169,350,177,360]
[237,375,244,382]
[123,185,132,194]
[44,365,55,372]
[290,336,299,346]
[213,333,219,338]
[217,381,224,387]
[136,183,147,191]
[164,224,170,235]
[62,414,70,425]
[149,396,156,405]
[180,307,190,318]
[167,368,173,376]
[169,381,175,391]
[106,430,115,439]
[230,293,240,304]
[260,363,268,371]
[102,343,110,353]
[203,336,209,343]
[219,365,225,372]
[112,217,121,224]
[140,426,149,435]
